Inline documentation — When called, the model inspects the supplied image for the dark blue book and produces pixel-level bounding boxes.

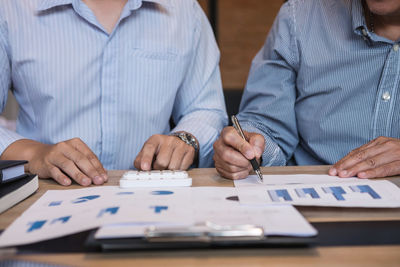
[0,160,28,184]
[0,174,38,214]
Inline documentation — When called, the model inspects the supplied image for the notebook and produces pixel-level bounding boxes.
[0,174,38,214]
[0,160,28,184]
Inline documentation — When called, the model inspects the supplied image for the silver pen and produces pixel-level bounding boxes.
[231,115,263,182]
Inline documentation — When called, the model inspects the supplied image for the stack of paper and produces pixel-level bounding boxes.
[0,186,317,247]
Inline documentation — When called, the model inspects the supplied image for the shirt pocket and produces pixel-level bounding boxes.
[132,48,177,61]
[119,48,185,120]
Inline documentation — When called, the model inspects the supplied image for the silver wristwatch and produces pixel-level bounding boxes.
[170,132,199,155]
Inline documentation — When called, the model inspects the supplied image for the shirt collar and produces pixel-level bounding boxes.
[36,0,73,11]
[351,0,368,33]
[36,0,172,12]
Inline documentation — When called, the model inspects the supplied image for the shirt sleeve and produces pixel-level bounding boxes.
[0,16,24,155]
[171,1,228,168]
[237,2,300,166]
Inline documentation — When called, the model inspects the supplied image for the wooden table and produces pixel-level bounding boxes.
[1,166,400,266]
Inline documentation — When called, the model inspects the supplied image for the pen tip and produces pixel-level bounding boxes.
[255,169,263,182]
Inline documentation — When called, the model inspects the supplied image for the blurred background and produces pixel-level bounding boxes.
[1,0,284,122]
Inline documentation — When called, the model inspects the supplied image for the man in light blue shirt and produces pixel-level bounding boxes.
[0,0,227,186]
[214,0,400,179]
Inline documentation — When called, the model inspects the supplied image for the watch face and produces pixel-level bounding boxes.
[172,132,198,152]
[181,134,189,142]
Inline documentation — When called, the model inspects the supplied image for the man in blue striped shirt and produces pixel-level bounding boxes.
[0,0,227,186]
[214,0,400,180]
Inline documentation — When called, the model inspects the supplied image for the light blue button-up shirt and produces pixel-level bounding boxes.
[238,0,400,166]
[0,0,227,169]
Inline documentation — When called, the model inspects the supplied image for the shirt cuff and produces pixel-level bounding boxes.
[0,127,25,156]
[239,121,287,166]
[171,112,227,168]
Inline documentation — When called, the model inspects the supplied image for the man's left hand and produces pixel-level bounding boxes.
[329,137,400,179]
[134,134,196,171]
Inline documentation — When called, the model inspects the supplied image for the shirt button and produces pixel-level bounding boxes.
[382,91,391,101]
[362,29,368,36]
[394,44,399,52]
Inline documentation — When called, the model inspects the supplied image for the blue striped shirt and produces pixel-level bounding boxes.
[238,0,400,166]
[0,0,227,169]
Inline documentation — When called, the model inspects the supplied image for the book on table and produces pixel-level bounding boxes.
[0,160,37,214]
[0,160,28,184]
[0,174,38,214]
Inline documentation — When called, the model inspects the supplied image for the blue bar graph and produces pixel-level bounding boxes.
[51,216,71,225]
[27,220,46,232]
[350,185,381,199]
[268,189,292,202]
[71,195,100,204]
[323,186,346,201]
[151,206,169,213]
[97,207,119,218]
[295,188,320,199]
[49,201,62,206]
[151,191,174,195]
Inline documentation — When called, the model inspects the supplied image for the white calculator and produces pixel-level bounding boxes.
[119,170,192,188]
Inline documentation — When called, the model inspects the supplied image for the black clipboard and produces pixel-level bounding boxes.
[85,223,316,251]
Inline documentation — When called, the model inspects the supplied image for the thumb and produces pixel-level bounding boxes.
[248,133,265,158]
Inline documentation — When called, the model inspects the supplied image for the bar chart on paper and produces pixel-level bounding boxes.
[236,180,400,208]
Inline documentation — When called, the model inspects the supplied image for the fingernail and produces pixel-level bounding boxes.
[94,176,103,184]
[63,179,71,186]
[141,162,148,170]
[339,170,348,177]
[101,173,108,182]
[245,150,254,159]
[358,172,367,178]
[329,168,337,176]
[82,178,91,186]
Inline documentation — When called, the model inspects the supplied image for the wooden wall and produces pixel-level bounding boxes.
[199,0,284,90]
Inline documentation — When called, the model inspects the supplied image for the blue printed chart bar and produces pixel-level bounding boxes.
[236,180,400,208]
[268,189,292,202]
[350,185,381,199]
[295,188,320,199]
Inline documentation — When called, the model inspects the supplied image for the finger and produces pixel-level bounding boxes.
[49,155,92,186]
[60,144,104,185]
[213,153,251,173]
[168,143,190,170]
[153,141,176,170]
[48,165,72,186]
[330,141,384,176]
[214,139,253,168]
[134,152,143,170]
[180,148,195,170]
[222,127,256,160]
[337,152,394,178]
[357,161,400,179]
[248,134,265,158]
[69,139,108,181]
[139,141,159,171]
[216,165,250,180]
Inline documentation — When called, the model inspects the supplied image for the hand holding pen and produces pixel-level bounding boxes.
[213,115,265,181]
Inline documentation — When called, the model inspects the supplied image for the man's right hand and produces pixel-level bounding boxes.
[213,126,265,180]
[0,138,108,186]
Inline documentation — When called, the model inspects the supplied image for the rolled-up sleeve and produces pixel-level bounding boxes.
[238,3,299,166]
[171,1,228,168]
[0,15,24,156]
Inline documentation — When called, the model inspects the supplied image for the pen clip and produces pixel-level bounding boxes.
[231,115,247,140]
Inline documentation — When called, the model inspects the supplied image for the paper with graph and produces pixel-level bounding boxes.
[0,186,317,247]
[235,180,400,208]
